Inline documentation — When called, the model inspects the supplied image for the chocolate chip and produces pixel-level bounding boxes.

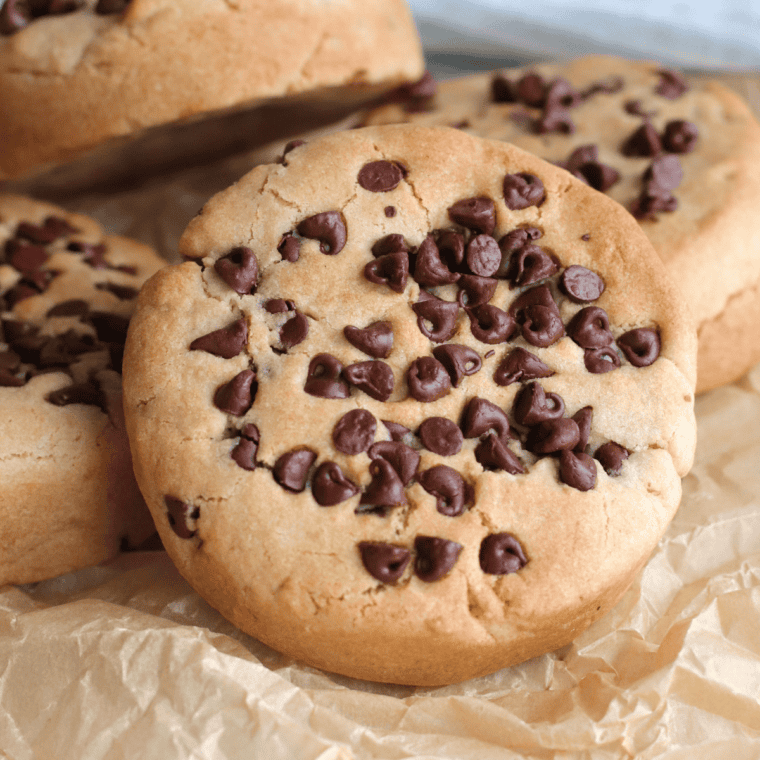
[213,369,256,415]
[280,312,309,349]
[190,318,248,359]
[579,161,621,193]
[447,197,496,236]
[566,306,614,350]
[69,241,108,269]
[95,0,130,12]
[371,233,410,257]
[394,70,437,102]
[164,497,199,539]
[46,299,89,317]
[580,75,624,99]
[0,0,31,34]
[412,294,459,343]
[479,533,527,575]
[646,154,683,196]
[498,226,542,258]
[406,356,451,402]
[516,72,546,107]
[559,265,605,303]
[363,252,408,293]
[413,235,460,286]
[456,275,497,308]
[418,465,471,517]
[0,350,20,372]
[617,328,660,367]
[333,409,377,455]
[494,347,553,386]
[367,440,419,485]
[381,420,411,441]
[277,139,306,165]
[572,406,593,451]
[467,304,516,344]
[503,173,545,210]
[595,441,630,476]
[278,234,301,262]
[7,240,48,273]
[584,346,621,374]
[414,536,463,582]
[385,206,396,218]
[435,229,465,269]
[535,106,575,135]
[662,120,699,154]
[95,282,139,301]
[358,542,411,583]
[559,450,597,491]
[85,311,129,344]
[521,304,564,348]
[273,448,317,492]
[466,234,501,277]
[343,360,394,402]
[510,284,558,321]
[357,161,405,193]
[475,434,524,475]
[655,69,689,99]
[432,343,482,387]
[297,211,346,255]
[0,365,25,387]
[358,458,407,512]
[545,77,580,109]
[461,396,511,440]
[491,73,516,102]
[621,123,662,157]
[513,382,565,426]
[47,381,105,409]
[624,99,655,118]
[506,244,559,288]
[304,354,350,399]
[231,423,260,471]
[525,417,580,455]
[264,298,294,314]
[16,216,77,244]
[344,321,393,359]
[215,247,260,295]
[312,462,360,506]
[418,417,463,456]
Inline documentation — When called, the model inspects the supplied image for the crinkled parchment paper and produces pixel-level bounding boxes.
[1,72,759,760]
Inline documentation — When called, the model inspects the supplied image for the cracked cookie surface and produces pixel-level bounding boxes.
[123,125,697,685]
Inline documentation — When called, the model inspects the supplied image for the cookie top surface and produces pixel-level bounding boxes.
[0,193,164,585]
[0,0,423,179]
[123,125,696,685]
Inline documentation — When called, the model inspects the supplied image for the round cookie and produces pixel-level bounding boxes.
[0,194,165,586]
[0,0,423,183]
[123,125,696,686]
[364,56,760,394]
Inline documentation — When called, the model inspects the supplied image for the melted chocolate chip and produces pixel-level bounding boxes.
[304,354,350,399]
[215,247,260,295]
[273,448,317,492]
[280,312,309,349]
[520,304,564,348]
[418,417,463,456]
[343,360,394,402]
[297,211,347,255]
[567,306,614,349]
[358,161,405,193]
[494,347,553,386]
[16,215,77,244]
[312,462,360,506]
[506,244,559,288]
[358,458,407,512]
[559,450,597,491]
[47,382,105,409]
[525,417,580,455]
[508,283,558,321]
[358,542,410,583]
[381,420,411,442]
[560,265,605,303]
[231,423,260,471]
[466,235,501,277]
[572,406,593,451]
[278,234,301,262]
[363,252,408,293]
[406,356,451,402]
[513,383,565,426]
[414,536,463,582]
[595,441,630,476]
[621,123,662,157]
[367,441,419,485]
[655,69,689,99]
[213,369,256,416]
[479,533,527,575]
[662,120,699,154]
[190,318,248,359]
[467,304,516,344]
[435,229,465,270]
[617,328,660,367]
[333,409,377,455]
[475,434,524,474]
[584,346,621,374]
[461,397,511,440]
[7,240,48,273]
[418,465,471,517]
[412,294,460,343]
[46,299,89,317]
[456,275,497,308]
[344,321,393,359]
[503,173,545,210]
[432,343,482,387]
[447,197,496,236]
[413,235,460,286]
[164,497,199,539]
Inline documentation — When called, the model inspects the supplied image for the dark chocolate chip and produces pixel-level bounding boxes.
[344,321,393,359]
[312,462,360,506]
[418,417,463,456]
[414,536,463,582]
[432,343,482,387]
[467,304,516,344]
[95,282,139,301]
[280,312,309,349]
[47,382,105,409]
[491,73,516,102]
[646,154,683,195]
[333,409,377,455]
[385,206,396,218]
[95,0,130,12]
[358,542,410,583]
[624,99,655,117]
[525,417,580,455]
[278,234,301,262]
[572,406,593,451]
[498,226,542,256]
[16,216,77,244]
[0,350,20,372]
[273,448,317,492]
[363,252,408,293]
[367,441,419,485]
[621,123,662,157]
[662,120,699,154]
[371,233,410,257]
[595,441,630,476]
[655,69,689,99]
[69,241,108,269]
[506,244,559,288]
[213,369,256,415]
[358,161,405,193]
[343,360,394,402]
[418,465,471,517]
[475,434,525,475]
[297,211,346,255]
[456,274,497,308]
[85,311,129,344]
[413,235,460,286]
[578,161,621,192]
[164,497,199,539]
[560,265,605,303]
[264,298,294,314]
[358,458,407,512]
[7,240,48,273]
[567,306,614,349]
[435,229,466,270]
[46,299,89,317]
[215,247,260,295]
[447,197,496,236]
[545,76,580,109]
[0,0,32,34]
[277,139,306,165]
[381,420,412,442]
[535,106,575,135]
[406,356,451,402]
[461,396,511,440]
[520,305,564,348]
[479,533,527,575]
[231,423,260,471]
[559,450,597,491]
[304,354,350,399]
[412,294,459,343]
[516,72,546,107]
[617,328,660,367]
[395,70,437,102]
[466,234,501,277]
[494,347,553,386]
[503,173,545,210]
[584,346,621,374]
[190,318,248,359]
[513,382,565,426]
[0,366,25,387]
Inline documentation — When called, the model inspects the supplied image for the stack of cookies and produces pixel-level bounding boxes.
[2,0,758,687]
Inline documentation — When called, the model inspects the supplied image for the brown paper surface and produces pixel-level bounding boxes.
[1,71,759,760]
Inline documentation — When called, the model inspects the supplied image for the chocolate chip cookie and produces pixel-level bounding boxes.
[123,125,697,685]
[364,56,760,394]
[0,194,164,585]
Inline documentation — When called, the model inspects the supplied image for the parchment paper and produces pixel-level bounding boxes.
[1,72,759,760]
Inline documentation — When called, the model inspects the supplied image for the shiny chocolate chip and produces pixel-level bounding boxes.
[525,417,580,455]
[364,252,408,293]
[190,318,248,359]
[418,417,463,456]
[513,382,565,426]
[506,244,559,288]
[304,354,350,399]
[595,441,630,476]
[435,229,466,270]
[662,120,699,154]
[621,122,662,157]
[475,434,524,474]
[432,343,482,387]
[215,247,259,295]
[572,406,593,451]
[358,161,405,193]
[655,69,689,99]
[560,265,605,303]
[464,235,500,277]
[368,441,419,485]
[273,448,317,492]
[414,536,463,582]
[343,360,394,402]
[381,420,412,443]
[164,497,199,539]
[406,356,451,402]
[503,173,545,210]
[47,382,105,409]
[509,283,559,321]
[214,369,256,416]
[584,346,621,374]
[413,294,459,343]
[456,275,497,308]
[278,234,301,262]
[494,347,553,386]
[297,211,346,255]
[230,423,260,471]
[567,306,614,349]
[333,409,377,455]
[280,312,309,349]
[413,235,460,286]
[559,450,597,491]
[371,233,410,257]
[461,397,511,440]
[358,458,407,512]
[479,533,527,575]
[358,542,410,583]
[418,465,471,517]
[447,197,496,236]
[617,328,660,367]
[312,462,360,506]
[467,304,516,344]
[520,305,564,348]
[344,321,393,359]
[0,0,32,34]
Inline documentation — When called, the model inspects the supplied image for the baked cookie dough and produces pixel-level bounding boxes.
[0,194,164,586]
[363,56,760,394]
[123,125,697,685]
[0,0,423,185]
